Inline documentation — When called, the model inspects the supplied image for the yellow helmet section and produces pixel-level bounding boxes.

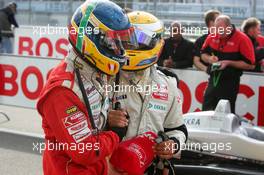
[82,35,120,75]
[123,11,165,71]
[124,39,164,71]
[128,11,158,24]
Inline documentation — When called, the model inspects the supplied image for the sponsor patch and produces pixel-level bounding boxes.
[63,111,86,128]
[86,86,96,95]
[152,84,168,101]
[67,120,88,135]
[128,143,147,167]
[147,102,167,112]
[152,92,168,101]
[91,103,101,114]
[87,87,101,105]
[66,106,78,115]
[110,94,127,102]
[89,93,101,106]
[72,127,91,143]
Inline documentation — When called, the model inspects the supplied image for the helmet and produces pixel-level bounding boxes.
[122,11,165,71]
[68,0,137,75]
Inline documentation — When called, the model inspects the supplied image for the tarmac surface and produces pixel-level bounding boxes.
[0,105,43,134]
[1,105,263,175]
[0,147,42,175]
[0,105,43,175]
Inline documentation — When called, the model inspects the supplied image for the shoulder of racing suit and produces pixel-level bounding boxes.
[150,66,179,89]
[37,60,75,113]
[156,66,180,87]
[37,49,108,129]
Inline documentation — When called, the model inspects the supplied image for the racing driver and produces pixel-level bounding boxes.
[36,1,138,174]
[107,11,188,174]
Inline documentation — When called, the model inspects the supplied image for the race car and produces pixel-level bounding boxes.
[174,100,264,175]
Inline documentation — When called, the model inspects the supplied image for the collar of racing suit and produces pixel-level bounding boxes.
[119,65,168,98]
[120,65,165,85]
[121,67,150,84]
[120,66,165,110]
[120,67,151,97]
[65,48,110,97]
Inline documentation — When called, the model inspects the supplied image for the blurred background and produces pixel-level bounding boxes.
[0,0,264,31]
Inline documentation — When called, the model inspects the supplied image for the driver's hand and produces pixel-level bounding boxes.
[108,109,128,128]
[163,56,174,68]
[153,140,176,160]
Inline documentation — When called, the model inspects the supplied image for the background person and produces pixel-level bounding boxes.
[201,15,255,113]
[257,35,264,47]
[193,10,220,72]
[0,30,2,47]
[158,21,194,69]
[241,17,264,72]
[0,2,18,53]
[257,35,264,71]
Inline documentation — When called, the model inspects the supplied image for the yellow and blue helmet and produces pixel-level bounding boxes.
[122,11,165,71]
[68,0,137,75]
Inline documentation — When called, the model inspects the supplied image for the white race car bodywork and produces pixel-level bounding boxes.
[183,100,264,163]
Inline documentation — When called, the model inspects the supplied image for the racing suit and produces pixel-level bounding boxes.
[37,49,119,175]
[109,66,187,158]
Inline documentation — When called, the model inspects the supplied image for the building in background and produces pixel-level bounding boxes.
[0,0,263,37]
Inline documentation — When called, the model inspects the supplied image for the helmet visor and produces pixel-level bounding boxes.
[134,27,161,50]
[101,27,138,57]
